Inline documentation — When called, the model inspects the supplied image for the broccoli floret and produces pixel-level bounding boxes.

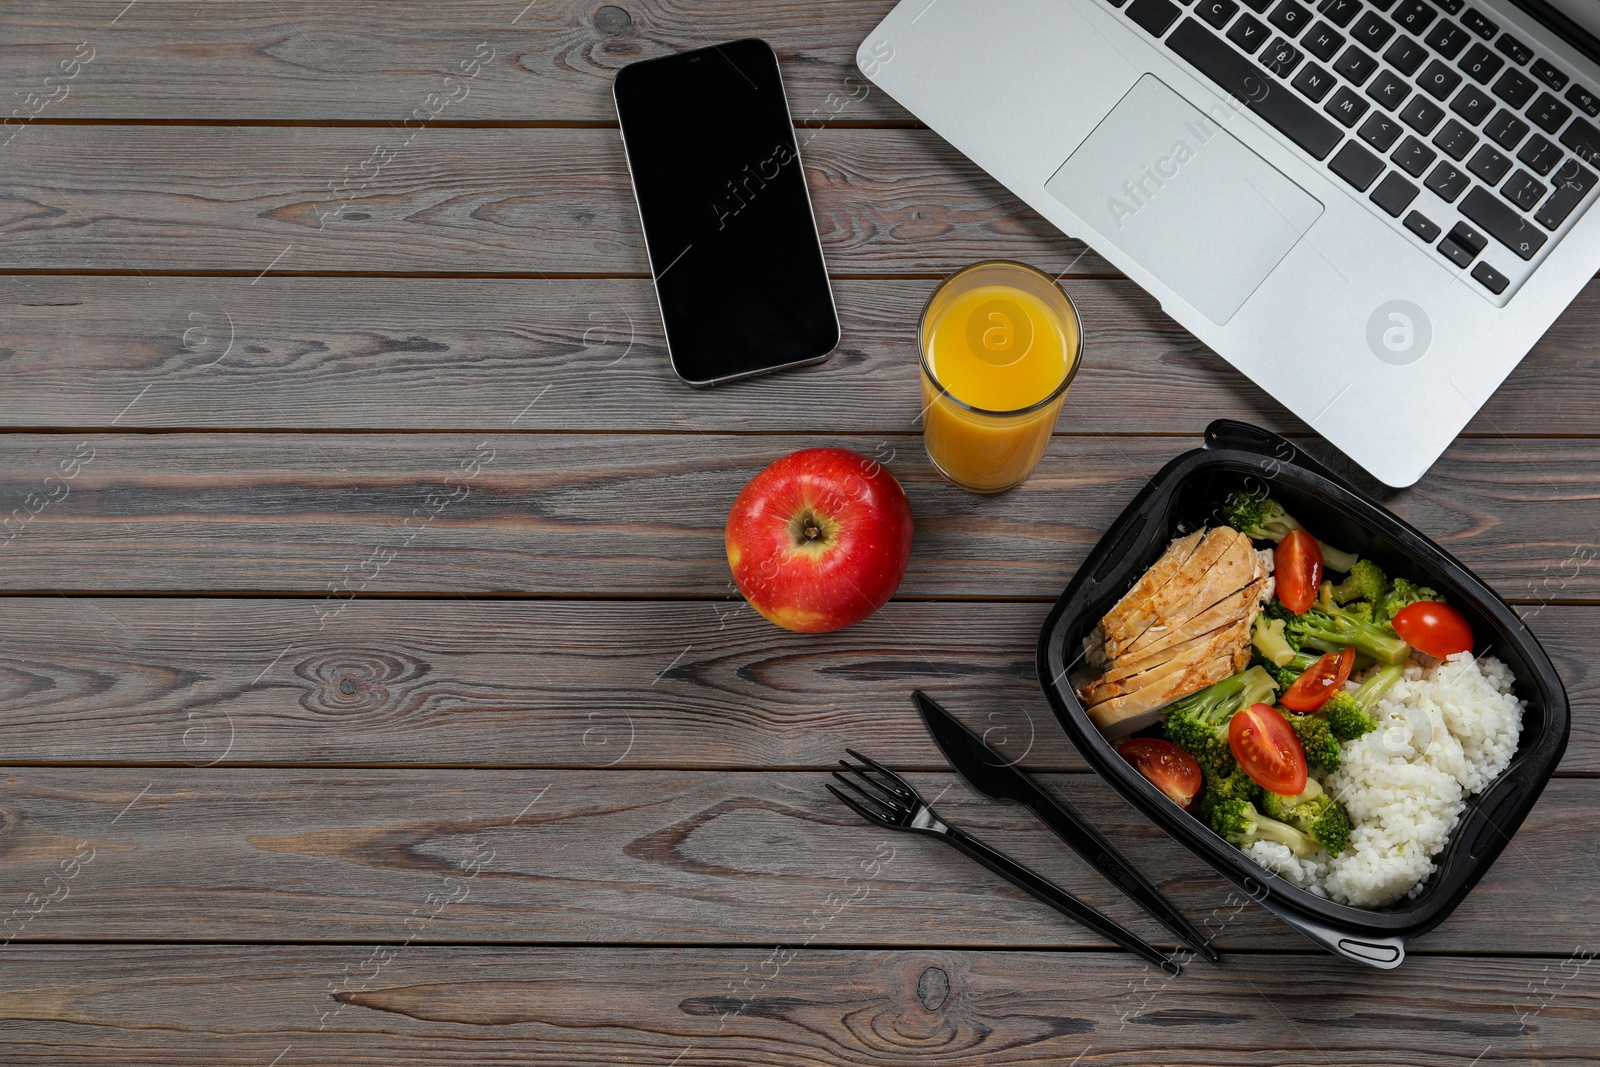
[1321,663,1405,740]
[1162,666,1279,777]
[1221,491,1359,572]
[1262,782,1351,855]
[1288,712,1341,773]
[1373,577,1446,626]
[1288,589,1411,665]
[1206,798,1319,857]
[1207,763,1263,805]
[1342,600,1375,622]
[1252,614,1298,667]
[1331,558,1388,605]
[1263,660,1301,690]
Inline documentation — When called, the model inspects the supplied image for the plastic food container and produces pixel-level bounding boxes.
[1036,420,1570,968]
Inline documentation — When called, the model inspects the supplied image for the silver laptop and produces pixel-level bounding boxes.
[859,0,1600,486]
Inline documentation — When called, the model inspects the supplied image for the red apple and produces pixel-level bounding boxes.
[725,447,914,633]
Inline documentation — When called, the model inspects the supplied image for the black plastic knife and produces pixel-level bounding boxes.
[913,689,1219,962]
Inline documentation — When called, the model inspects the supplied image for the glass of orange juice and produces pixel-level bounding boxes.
[918,261,1082,493]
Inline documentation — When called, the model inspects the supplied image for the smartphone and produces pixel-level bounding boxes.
[614,39,840,386]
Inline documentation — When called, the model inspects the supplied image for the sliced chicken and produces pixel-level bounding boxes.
[1077,525,1273,738]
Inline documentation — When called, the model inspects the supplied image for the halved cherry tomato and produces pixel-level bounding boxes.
[1274,529,1323,614]
[1280,646,1356,712]
[1392,600,1473,659]
[1228,702,1308,795]
[1116,737,1203,809]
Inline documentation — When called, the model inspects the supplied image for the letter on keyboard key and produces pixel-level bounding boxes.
[1461,185,1548,259]
[1167,18,1345,158]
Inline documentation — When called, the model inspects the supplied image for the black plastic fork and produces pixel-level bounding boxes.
[828,748,1181,973]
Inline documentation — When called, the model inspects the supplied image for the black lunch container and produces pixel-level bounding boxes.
[1036,420,1570,968]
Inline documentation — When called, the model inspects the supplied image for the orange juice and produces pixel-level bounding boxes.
[919,262,1082,493]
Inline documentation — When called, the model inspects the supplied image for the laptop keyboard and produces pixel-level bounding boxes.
[1106,0,1600,301]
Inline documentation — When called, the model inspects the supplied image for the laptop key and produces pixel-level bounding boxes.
[1426,160,1470,200]
[1433,118,1478,159]
[1167,19,1345,157]
[1450,84,1495,125]
[1424,20,1469,60]
[1494,33,1532,66]
[1367,68,1411,110]
[1383,35,1428,76]
[1227,13,1271,53]
[1437,235,1476,267]
[1528,93,1572,134]
[1127,0,1183,35]
[1242,0,1273,11]
[1448,220,1487,255]
[1456,43,1503,85]
[1501,169,1547,211]
[1417,59,1463,100]
[1351,11,1395,50]
[1404,209,1442,241]
[1466,143,1512,184]
[1471,260,1509,294]
[1359,111,1404,151]
[1317,0,1360,27]
[1565,84,1600,119]
[1465,184,1548,257]
[1391,0,1437,34]
[1531,59,1568,91]
[1303,21,1345,60]
[1262,37,1305,76]
[1485,109,1530,150]
[1324,85,1371,126]
[1196,0,1240,29]
[1492,69,1537,110]
[1401,95,1445,134]
[1269,0,1313,36]
[1329,140,1386,189]
[1333,45,1379,85]
[1460,7,1497,39]
[1393,134,1437,176]
[1516,134,1562,176]
[1560,115,1600,165]
[1370,170,1420,215]
[1437,0,1462,13]
[1534,159,1599,229]
[1293,61,1337,101]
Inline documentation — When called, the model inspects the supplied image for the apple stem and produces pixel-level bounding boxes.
[800,510,823,542]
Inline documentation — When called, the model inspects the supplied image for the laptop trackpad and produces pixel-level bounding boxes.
[1045,75,1323,325]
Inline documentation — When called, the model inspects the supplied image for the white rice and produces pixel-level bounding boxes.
[1244,652,1524,908]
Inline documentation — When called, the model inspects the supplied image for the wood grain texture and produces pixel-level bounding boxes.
[0,769,1589,952]
[0,597,1594,772]
[9,273,1600,436]
[3,125,1114,275]
[2,432,1598,599]
[0,944,1592,1066]
[0,0,910,122]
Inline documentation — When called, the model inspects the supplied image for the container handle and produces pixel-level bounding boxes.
[1259,896,1406,969]
[1203,420,1345,487]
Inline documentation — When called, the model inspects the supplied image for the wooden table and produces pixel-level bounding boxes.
[2,3,1597,1064]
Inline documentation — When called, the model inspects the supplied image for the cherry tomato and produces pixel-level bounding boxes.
[1392,600,1473,659]
[1228,703,1308,795]
[1116,737,1203,809]
[1280,646,1356,712]
[1274,529,1323,614]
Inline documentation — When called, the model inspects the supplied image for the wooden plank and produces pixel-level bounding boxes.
[2,432,1598,599]
[0,768,1588,952]
[6,274,1598,435]
[4,126,1113,275]
[0,598,1593,772]
[0,275,1300,434]
[0,945,1592,1066]
[0,0,911,123]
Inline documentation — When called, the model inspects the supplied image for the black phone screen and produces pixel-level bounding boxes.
[614,39,839,385]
